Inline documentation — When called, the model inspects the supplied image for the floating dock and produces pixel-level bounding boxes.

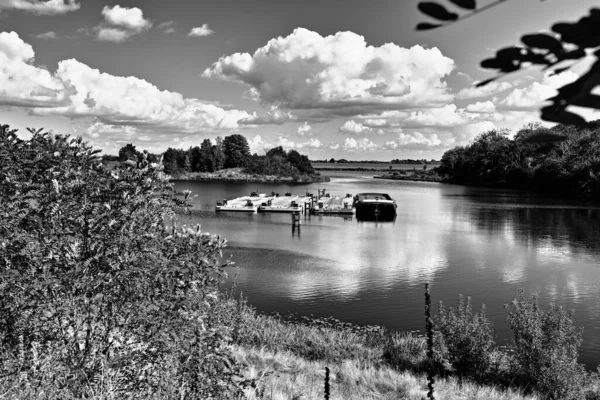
[215,190,356,215]
[258,194,312,213]
[312,193,355,215]
[215,193,273,213]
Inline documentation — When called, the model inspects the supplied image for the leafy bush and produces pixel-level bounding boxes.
[506,289,588,400]
[0,125,242,398]
[433,295,496,380]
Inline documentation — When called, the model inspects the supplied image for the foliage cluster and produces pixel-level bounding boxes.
[0,125,243,399]
[430,290,595,399]
[437,121,600,196]
[116,135,319,180]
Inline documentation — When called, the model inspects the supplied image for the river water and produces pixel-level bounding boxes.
[174,170,600,368]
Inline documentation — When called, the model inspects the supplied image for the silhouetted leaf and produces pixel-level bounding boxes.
[569,94,600,109]
[418,2,459,21]
[416,22,443,30]
[541,106,587,126]
[521,33,563,53]
[448,0,476,10]
[475,77,498,87]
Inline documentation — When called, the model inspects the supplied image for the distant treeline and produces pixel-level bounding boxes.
[437,121,600,196]
[313,158,438,164]
[104,134,317,179]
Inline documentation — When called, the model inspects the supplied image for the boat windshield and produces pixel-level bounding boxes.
[356,193,392,201]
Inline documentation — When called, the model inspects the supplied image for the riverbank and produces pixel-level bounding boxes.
[374,170,444,183]
[170,167,330,183]
[226,300,538,400]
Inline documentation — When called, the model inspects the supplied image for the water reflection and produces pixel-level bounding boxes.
[175,176,600,368]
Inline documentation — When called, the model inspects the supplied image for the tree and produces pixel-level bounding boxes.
[329,157,336,163]
[222,134,250,168]
[0,125,242,397]
[199,139,216,172]
[118,143,140,162]
[416,1,600,132]
[162,147,186,174]
[214,136,226,170]
[266,146,287,159]
[287,149,315,174]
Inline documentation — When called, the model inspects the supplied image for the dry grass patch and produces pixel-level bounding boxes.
[233,346,537,400]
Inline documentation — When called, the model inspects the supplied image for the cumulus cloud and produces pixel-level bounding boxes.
[342,137,378,152]
[203,27,454,117]
[249,134,271,154]
[296,122,312,136]
[33,31,58,40]
[0,0,79,15]
[97,5,151,42]
[357,104,475,130]
[189,24,214,37]
[466,101,496,113]
[0,31,253,135]
[328,142,340,150]
[277,136,322,150]
[383,132,442,150]
[339,120,372,134]
[457,81,512,99]
[500,71,578,110]
[0,31,67,107]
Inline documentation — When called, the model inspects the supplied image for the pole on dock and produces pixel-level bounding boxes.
[292,211,301,237]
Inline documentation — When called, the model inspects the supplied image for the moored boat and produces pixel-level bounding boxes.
[353,193,397,221]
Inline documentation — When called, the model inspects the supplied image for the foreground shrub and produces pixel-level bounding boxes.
[0,125,242,398]
[506,290,588,400]
[434,295,497,380]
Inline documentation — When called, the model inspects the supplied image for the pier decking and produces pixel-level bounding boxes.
[215,194,273,212]
[215,190,356,215]
[312,195,355,215]
[258,195,312,213]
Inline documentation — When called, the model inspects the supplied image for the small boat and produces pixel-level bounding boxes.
[353,193,397,221]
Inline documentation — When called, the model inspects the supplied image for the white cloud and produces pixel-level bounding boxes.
[452,121,497,145]
[101,5,151,32]
[240,106,296,125]
[277,136,322,150]
[0,31,253,136]
[466,101,496,113]
[97,5,151,42]
[0,0,79,15]
[383,132,442,150]
[339,120,372,134]
[158,21,175,34]
[97,28,130,43]
[249,134,271,155]
[457,81,512,99]
[357,104,473,129]
[33,31,58,40]
[203,27,455,117]
[0,31,66,107]
[296,122,312,136]
[500,71,578,110]
[342,137,378,152]
[189,24,214,37]
[328,142,340,150]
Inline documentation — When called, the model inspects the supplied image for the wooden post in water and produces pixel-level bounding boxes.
[292,211,301,237]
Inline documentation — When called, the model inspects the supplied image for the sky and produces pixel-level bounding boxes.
[1,0,599,160]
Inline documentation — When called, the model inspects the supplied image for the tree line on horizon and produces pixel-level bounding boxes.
[437,120,600,197]
[110,133,317,179]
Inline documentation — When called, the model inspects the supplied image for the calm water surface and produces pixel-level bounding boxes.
[175,171,600,368]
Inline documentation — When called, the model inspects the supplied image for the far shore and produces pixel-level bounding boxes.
[169,167,330,183]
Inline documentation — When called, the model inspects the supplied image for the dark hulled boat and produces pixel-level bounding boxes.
[353,193,397,221]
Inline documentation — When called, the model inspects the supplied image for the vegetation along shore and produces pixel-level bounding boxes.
[2,124,600,399]
[105,133,328,183]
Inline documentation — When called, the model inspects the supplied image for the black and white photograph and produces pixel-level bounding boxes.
[2,0,600,398]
